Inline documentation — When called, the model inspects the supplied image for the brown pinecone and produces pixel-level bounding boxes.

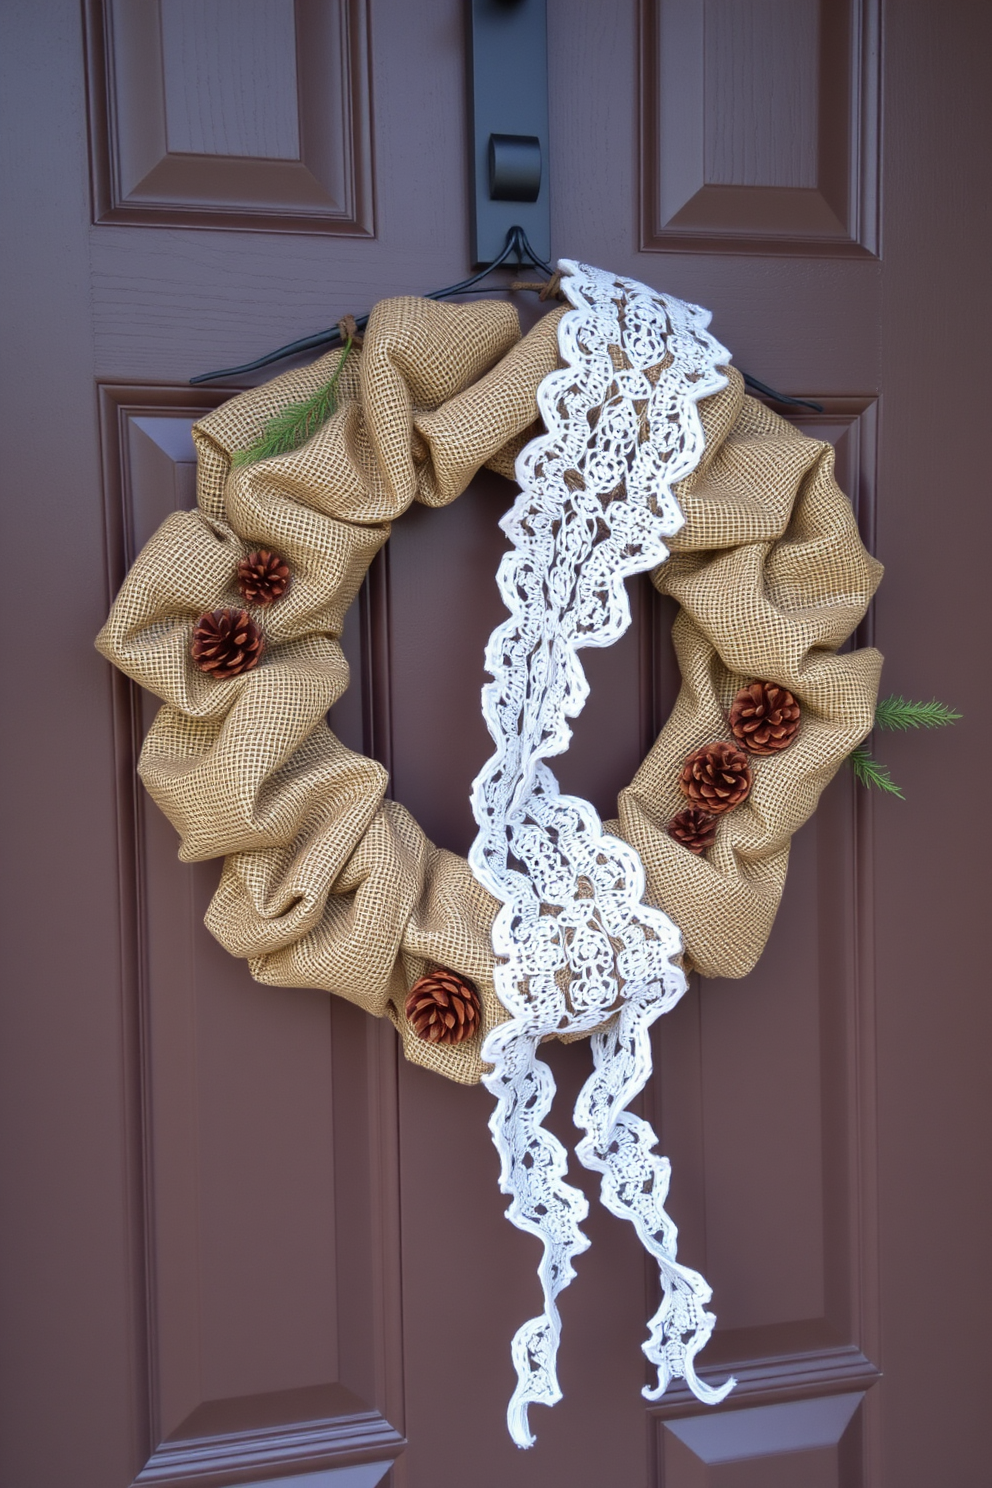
[679,741,752,815]
[729,680,801,756]
[236,549,291,607]
[190,607,264,679]
[666,807,718,856]
[405,970,482,1046]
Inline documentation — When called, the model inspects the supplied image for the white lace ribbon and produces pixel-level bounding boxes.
[468,262,736,1447]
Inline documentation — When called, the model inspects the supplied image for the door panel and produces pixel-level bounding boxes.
[85,0,374,233]
[1,3,989,1487]
[659,1392,863,1488]
[98,386,405,1479]
[641,0,880,256]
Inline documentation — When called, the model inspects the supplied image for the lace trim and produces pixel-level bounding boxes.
[469,261,736,1447]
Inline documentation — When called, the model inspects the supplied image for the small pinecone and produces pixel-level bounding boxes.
[236,549,291,607]
[406,970,482,1047]
[191,607,264,679]
[729,680,801,756]
[667,807,718,856]
[679,741,752,815]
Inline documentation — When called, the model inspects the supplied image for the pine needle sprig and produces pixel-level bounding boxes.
[846,695,960,796]
[232,339,352,467]
[847,746,905,798]
[874,694,962,732]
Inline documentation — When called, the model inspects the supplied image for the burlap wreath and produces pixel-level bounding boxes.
[97,294,882,1085]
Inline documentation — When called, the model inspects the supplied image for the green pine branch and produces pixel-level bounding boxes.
[847,746,905,798]
[874,694,962,731]
[847,695,961,797]
[232,338,352,467]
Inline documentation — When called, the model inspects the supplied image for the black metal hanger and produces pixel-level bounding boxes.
[190,225,549,384]
[737,374,823,413]
[189,224,823,413]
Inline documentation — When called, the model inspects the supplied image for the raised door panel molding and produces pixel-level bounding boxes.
[659,1393,864,1487]
[645,400,880,1445]
[98,389,402,1487]
[132,1383,402,1487]
[640,0,880,256]
[85,0,374,233]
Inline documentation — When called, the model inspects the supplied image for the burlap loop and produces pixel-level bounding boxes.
[610,382,883,978]
[96,293,881,1084]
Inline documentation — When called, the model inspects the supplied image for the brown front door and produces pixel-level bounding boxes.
[2,4,988,1486]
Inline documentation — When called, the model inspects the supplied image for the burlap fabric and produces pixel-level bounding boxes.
[96,293,882,1084]
[609,381,883,977]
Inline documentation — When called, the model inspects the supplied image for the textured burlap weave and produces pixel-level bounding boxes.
[97,293,881,1084]
[608,379,882,977]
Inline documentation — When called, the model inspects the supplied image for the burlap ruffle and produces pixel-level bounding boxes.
[609,382,883,977]
[96,293,881,1084]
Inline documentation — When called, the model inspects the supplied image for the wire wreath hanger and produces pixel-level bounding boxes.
[189,225,822,413]
[190,225,550,384]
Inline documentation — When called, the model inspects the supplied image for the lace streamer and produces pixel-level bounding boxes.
[468,262,736,1447]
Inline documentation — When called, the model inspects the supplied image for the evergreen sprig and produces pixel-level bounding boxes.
[874,694,962,731]
[232,339,352,467]
[847,746,905,798]
[846,694,960,796]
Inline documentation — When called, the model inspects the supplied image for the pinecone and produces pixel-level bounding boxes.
[236,549,291,607]
[405,970,482,1046]
[191,607,264,679]
[729,680,801,756]
[666,807,718,855]
[679,741,752,815]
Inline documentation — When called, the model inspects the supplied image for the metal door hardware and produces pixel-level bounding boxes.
[488,133,542,202]
[468,0,550,264]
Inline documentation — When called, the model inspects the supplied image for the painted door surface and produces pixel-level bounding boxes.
[1,4,989,1487]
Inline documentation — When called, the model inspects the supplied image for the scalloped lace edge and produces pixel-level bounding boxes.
[469,261,736,1447]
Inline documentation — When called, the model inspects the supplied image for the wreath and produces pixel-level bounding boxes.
[98,263,882,1445]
